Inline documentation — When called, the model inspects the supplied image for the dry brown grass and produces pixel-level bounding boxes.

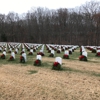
[0,57,100,100]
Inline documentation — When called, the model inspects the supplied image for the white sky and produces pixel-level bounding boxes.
[0,0,94,14]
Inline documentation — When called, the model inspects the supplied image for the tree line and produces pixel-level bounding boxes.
[0,0,100,45]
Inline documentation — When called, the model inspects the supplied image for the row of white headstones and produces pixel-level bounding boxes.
[0,42,100,65]
[0,43,78,65]
[86,46,100,54]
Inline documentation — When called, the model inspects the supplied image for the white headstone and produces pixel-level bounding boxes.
[55,57,62,65]
[49,48,52,50]
[97,49,100,53]
[81,46,84,50]
[64,50,69,55]
[36,55,42,60]
[82,51,87,57]
[82,49,85,52]
[15,48,18,53]
[10,48,12,51]
[58,49,61,52]
[69,49,72,52]
[22,53,27,62]
[0,47,2,51]
[22,48,25,52]
[30,49,33,53]
[3,51,6,56]
[51,50,54,54]
[4,48,7,51]
[11,52,15,59]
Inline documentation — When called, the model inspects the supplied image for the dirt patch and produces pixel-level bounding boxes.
[0,60,100,100]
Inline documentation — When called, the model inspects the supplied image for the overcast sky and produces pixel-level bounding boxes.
[0,0,95,14]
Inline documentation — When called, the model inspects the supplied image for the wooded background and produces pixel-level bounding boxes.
[0,1,100,45]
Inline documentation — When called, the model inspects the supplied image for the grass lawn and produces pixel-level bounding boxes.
[0,44,100,100]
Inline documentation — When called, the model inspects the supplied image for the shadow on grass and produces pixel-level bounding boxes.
[88,60,100,63]
[41,62,52,68]
[61,66,100,77]
[60,67,84,73]
[27,70,38,74]
[91,72,100,77]
[68,58,100,64]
